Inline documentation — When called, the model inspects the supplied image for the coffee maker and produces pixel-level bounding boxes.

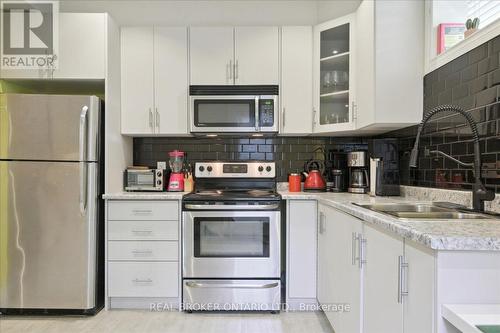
[347,151,369,194]
[327,151,348,192]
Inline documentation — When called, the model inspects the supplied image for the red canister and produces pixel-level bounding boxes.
[288,173,301,192]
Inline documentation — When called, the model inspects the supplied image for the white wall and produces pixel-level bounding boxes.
[104,14,132,192]
[60,0,360,26]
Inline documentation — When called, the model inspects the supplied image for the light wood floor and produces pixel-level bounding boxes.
[0,310,334,333]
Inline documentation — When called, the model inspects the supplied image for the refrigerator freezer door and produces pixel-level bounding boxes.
[0,94,100,162]
[0,160,97,309]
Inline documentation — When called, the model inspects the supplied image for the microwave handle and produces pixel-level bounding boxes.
[255,96,260,131]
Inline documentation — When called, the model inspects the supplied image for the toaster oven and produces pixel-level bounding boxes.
[124,169,165,192]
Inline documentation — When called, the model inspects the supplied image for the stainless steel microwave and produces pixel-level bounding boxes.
[189,85,279,134]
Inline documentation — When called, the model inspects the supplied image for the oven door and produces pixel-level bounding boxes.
[190,95,258,133]
[183,210,280,278]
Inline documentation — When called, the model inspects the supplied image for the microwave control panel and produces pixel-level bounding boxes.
[259,99,275,127]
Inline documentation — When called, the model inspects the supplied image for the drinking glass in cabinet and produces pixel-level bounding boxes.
[318,22,351,126]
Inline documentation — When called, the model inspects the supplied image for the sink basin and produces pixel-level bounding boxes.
[353,203,496,220]
[356,203,450,213]
[390,211,494,220]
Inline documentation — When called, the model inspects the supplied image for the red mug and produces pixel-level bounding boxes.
[288,173,301,192]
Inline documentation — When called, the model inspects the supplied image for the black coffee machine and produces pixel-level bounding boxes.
[327,151,348,192]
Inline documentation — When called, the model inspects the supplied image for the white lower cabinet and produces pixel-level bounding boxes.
[108,262,179,298]
[318,203,363,333]
[286,200,317,308]
[363,224,435,333]
[363,224,404,333]
[317,204,435,333]
[106,200,181,309]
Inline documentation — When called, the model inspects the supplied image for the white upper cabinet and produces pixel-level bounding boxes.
[121,27,155,135]
[313,14,356,134]
[234,27,279,85]
[154,27,189,135]
[1,13,106,80]
[355,0,424,132]
[189,26,279,86]
[280,26,313,135]
[121,27,189,136]
[189,27,234,85]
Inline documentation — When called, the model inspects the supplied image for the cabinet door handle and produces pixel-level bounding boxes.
[351,232,358,265]
[397,255,409,303]
[229,60,233,81]
[148,108,153,129]
[312,108,317,126]
[319,212,325,234]
[235,59,239,81]
[359,236,367,268]
[155,107,160,132]
[282,107,286,129]
[352,101,357,122]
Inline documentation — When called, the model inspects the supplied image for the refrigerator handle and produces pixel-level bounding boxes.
[79,106,88,215]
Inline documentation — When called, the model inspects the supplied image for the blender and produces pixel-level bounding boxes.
[168,150,185,191]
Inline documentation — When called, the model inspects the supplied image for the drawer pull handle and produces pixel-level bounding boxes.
[186,281,278,289]
[132,278,153,285]
[131,230,153,235]
[132,209,153,215]
[132,249,153,256]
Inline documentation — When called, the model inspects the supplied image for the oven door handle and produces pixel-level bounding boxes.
[184,203,280,210]
[186,281,279,289]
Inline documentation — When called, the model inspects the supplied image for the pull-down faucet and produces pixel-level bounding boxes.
[409,104,495,212]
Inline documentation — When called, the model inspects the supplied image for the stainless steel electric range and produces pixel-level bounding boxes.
[182,161,282,312]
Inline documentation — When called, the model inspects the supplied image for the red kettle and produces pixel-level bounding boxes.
[303,160,327,192]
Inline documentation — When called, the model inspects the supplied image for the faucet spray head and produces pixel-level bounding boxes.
[409,147,419,168]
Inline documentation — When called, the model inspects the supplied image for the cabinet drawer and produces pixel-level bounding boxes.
[108,241,178,261]
[108,201,178,221]
[108,262,179,297]
[108,220,178,241]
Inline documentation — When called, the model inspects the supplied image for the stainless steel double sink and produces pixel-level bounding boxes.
[353,203,497,220]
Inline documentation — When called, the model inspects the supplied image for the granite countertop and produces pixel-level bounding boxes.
[280,191,500,251]
[103,192,188,200]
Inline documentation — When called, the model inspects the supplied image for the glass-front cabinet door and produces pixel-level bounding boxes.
[313,14,356,133]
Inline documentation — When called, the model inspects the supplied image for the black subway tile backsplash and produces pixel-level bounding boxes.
[386,36,500,193]
[134,136,368,182]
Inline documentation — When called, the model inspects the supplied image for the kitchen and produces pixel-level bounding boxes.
[0,0,499,333]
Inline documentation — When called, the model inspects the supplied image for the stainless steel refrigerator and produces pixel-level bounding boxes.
[0,93,104,315]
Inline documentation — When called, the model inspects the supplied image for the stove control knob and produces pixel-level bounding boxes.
[266,166,272,172]
[207,166,213,172]
[157,180,162,185]
[157,171,162,177]
[199,166,205,172]
[258,166,264,172]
